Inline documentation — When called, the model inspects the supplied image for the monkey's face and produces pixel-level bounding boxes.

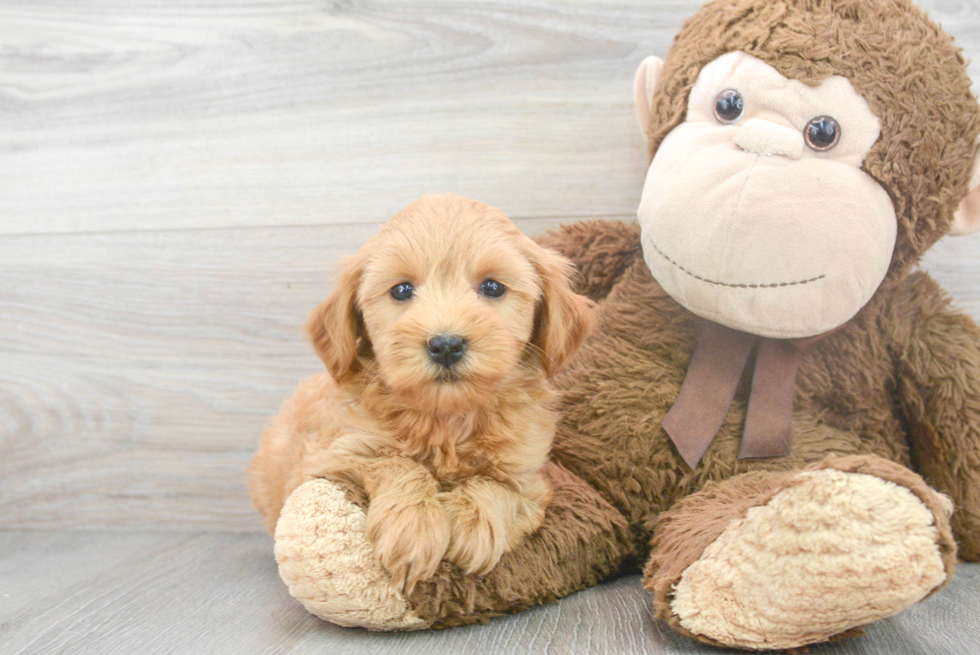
[637,52,896,339]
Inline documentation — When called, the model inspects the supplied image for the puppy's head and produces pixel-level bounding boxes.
[306,194,595,413]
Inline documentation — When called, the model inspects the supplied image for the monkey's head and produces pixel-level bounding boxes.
[634,0,980,338]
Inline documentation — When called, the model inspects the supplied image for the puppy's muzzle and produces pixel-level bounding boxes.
[427,333,467,368]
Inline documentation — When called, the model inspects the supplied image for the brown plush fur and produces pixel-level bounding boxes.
[407,461,636,628]
[249,194,594,593]
[356,212,980,629]
[543,222,980,558]
[366,1,980,632]
[263,0,980,645]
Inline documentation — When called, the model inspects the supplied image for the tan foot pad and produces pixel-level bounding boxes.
[671,469,948,650]
[274,478,426,630]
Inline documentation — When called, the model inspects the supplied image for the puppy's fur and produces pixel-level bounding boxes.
[249,194,595,592]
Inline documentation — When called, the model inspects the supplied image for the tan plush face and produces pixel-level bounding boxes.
[637,52,897,338]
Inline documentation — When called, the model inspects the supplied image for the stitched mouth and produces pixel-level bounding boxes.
[648,240,825,289]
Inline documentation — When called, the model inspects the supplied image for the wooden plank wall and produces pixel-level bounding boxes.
[3,0,980,533]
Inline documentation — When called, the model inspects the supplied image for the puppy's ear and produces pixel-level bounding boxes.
[305,253,367,382]
[528,243,596,377]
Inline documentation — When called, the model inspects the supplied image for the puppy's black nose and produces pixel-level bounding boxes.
[427,334,466,368]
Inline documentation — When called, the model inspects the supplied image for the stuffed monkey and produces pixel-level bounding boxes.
[261,0,980,649]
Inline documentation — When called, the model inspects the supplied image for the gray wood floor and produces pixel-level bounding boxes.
[2,1,980,653]
[2,531,978,655]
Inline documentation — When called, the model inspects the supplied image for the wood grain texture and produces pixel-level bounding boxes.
[1,531,978,655]
[2,0,980,532]
[2,1,980,652]
[2,0,975,236]
[0,217,570,531]
[2,218,976,532]
[0,0,682,235]
[0,0,979,523]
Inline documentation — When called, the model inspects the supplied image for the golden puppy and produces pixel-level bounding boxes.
[249,193,595,592]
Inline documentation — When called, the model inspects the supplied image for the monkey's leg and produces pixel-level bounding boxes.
[643,455,956,651]
[274,461,634,630]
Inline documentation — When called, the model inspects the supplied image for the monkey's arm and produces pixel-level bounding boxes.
[309,436,452,593]
[534,219,642,301]
[890,272,980,560]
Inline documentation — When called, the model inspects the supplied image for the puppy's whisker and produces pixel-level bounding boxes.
[523,342,546,358]
[521,341,552,369]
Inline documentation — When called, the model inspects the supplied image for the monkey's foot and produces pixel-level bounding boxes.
[645,456,956,650]
[274,478,428,630]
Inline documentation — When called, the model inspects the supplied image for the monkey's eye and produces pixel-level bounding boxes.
[804,116,841,151]
[389,282,415,301]
[714,89,744,123]
[478,279,506,298]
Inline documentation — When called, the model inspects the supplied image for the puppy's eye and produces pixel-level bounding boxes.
[478,279,506,298]
[389,282,415,301]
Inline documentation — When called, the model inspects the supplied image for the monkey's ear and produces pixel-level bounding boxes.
[633,56,665,144]
[952,151,980,236]
[304,253,367,382]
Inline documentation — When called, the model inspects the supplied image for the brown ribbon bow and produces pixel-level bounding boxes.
[662,321,833,469]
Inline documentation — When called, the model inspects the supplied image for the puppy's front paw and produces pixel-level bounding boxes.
[365,493,450,594]
[440,491,506,576]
